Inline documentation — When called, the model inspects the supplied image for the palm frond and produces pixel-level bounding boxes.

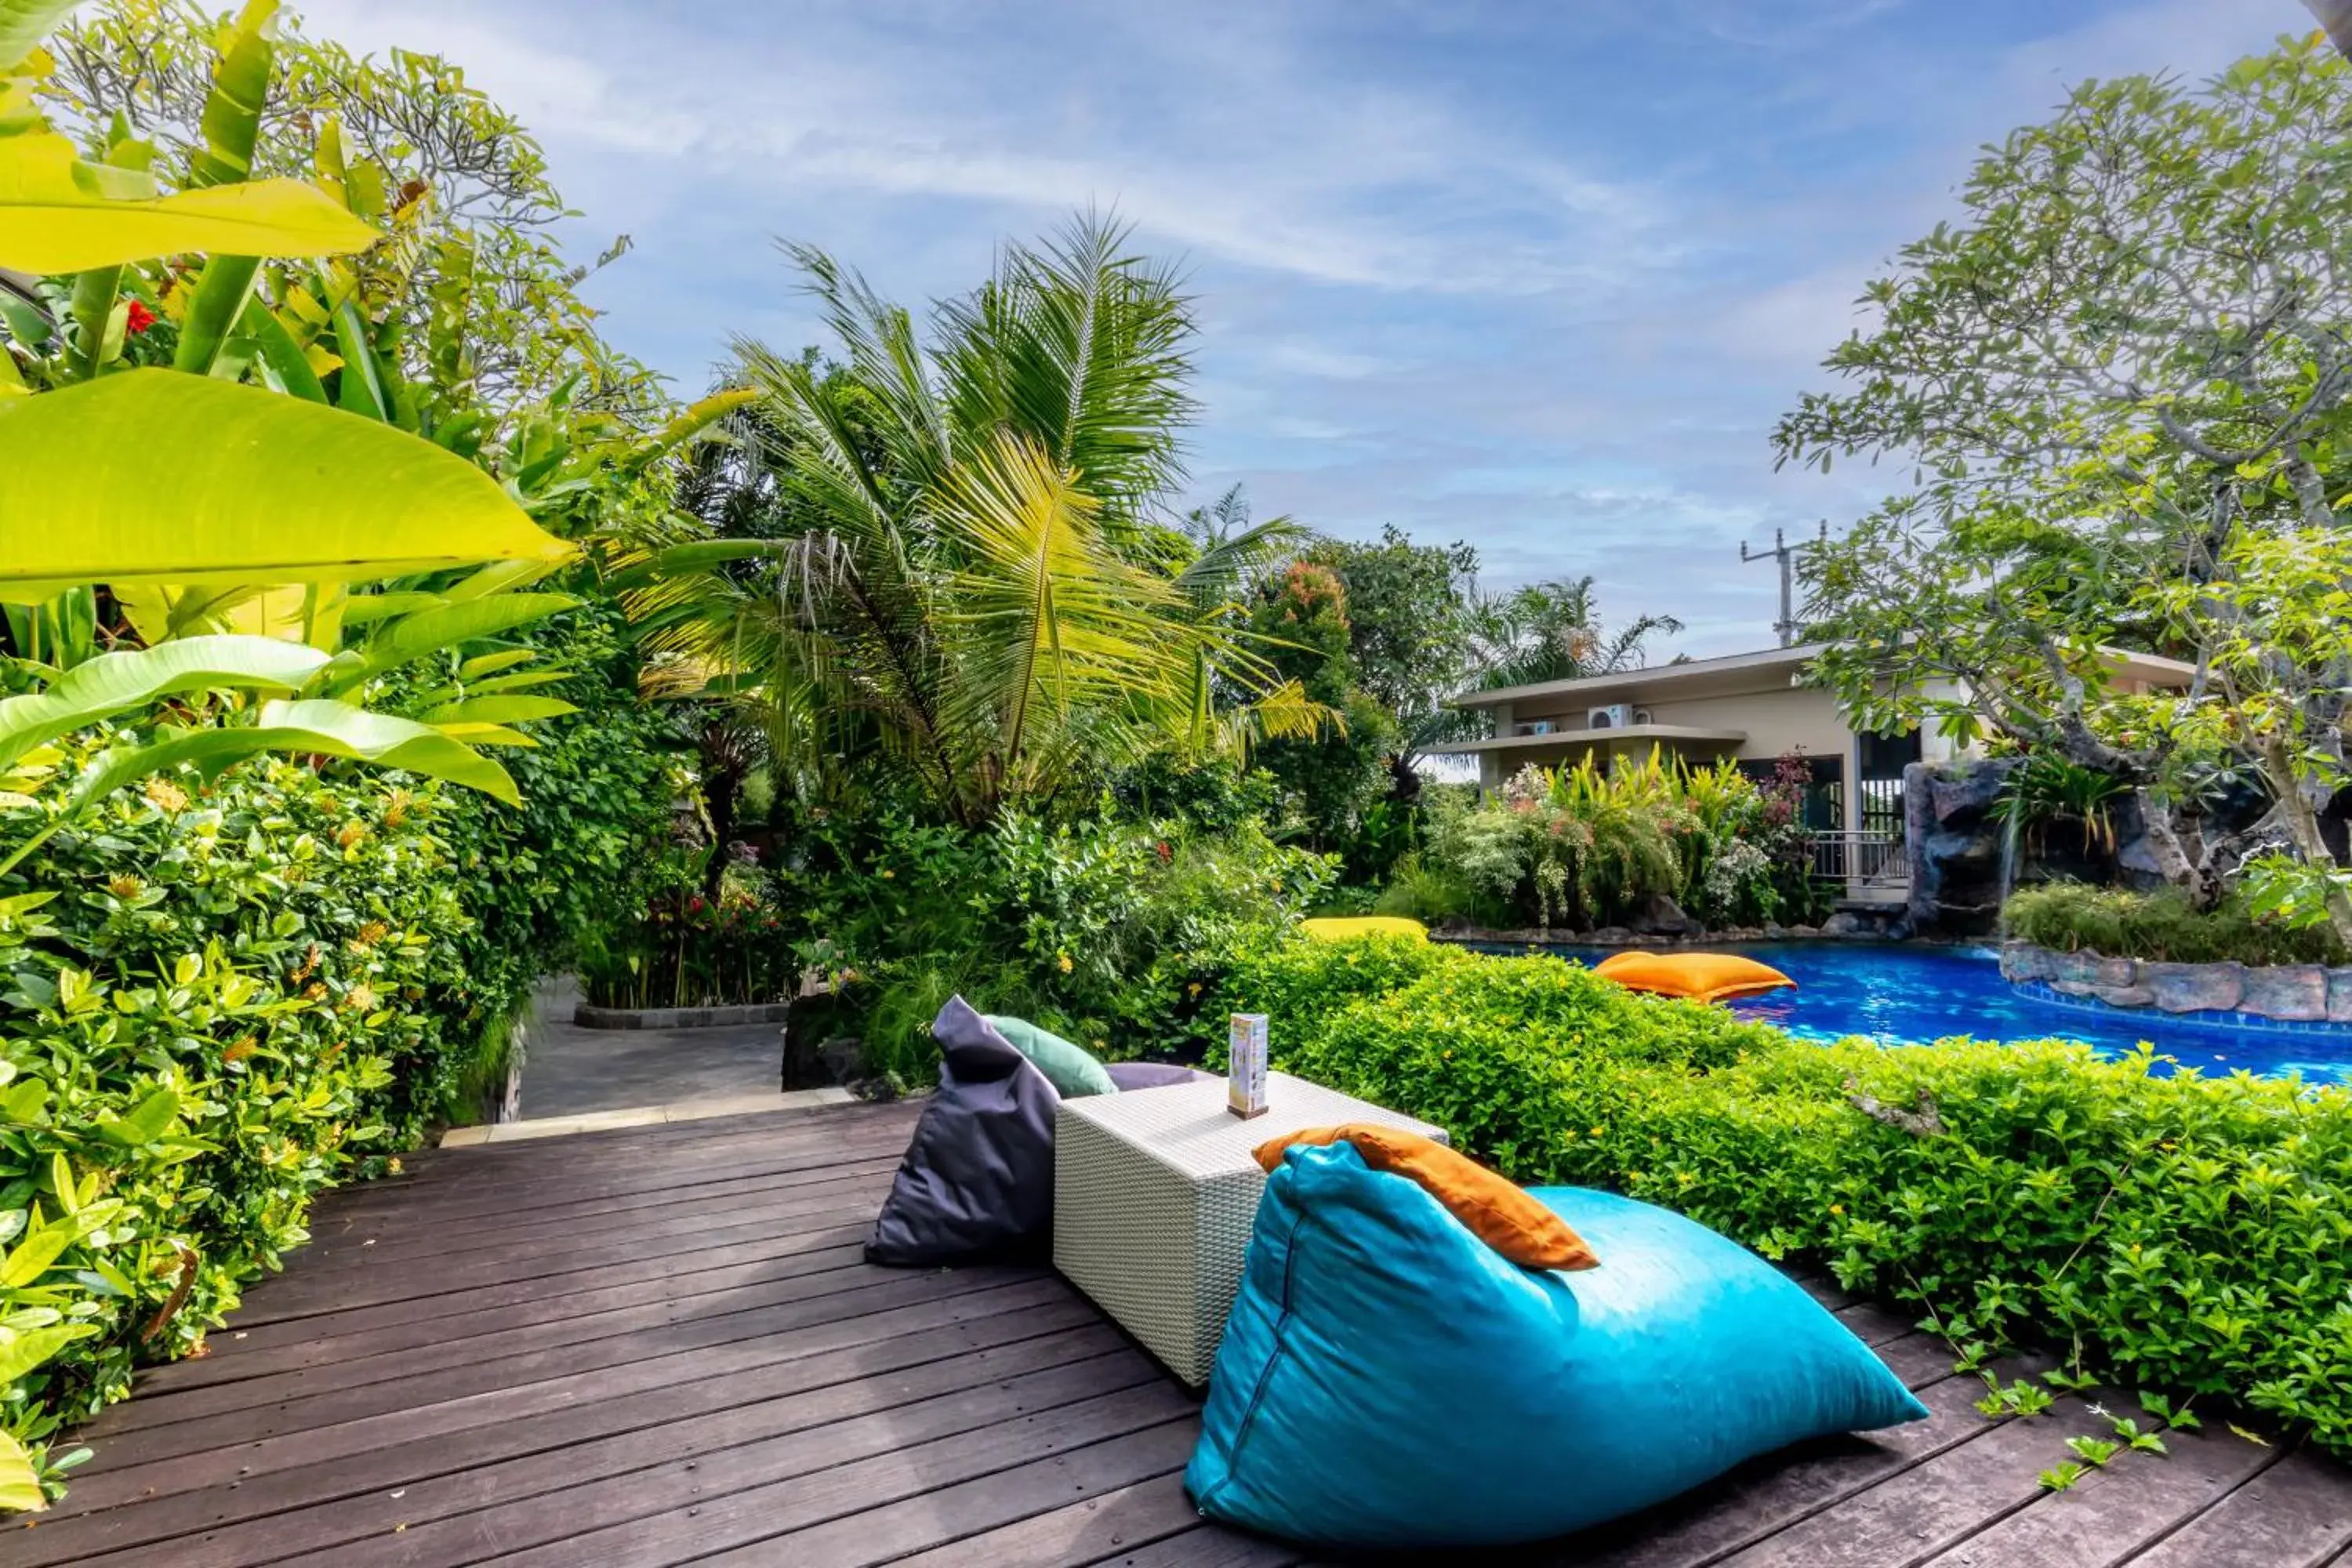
[931,434,1195,794]
[935,209,1196,527]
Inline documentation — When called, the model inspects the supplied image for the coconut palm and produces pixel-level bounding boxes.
[619,214,1319,826]
[1468,576,1683,691]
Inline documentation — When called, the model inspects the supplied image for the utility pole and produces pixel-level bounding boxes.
[1740,521,1828,648]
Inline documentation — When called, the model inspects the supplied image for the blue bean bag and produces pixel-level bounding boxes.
[1185,1142,1929,1548]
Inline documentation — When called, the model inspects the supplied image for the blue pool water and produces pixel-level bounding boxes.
[1475,941,2352,1084]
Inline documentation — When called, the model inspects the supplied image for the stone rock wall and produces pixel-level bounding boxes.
[1905,758,2017,937]
[2001,939,2352,1022]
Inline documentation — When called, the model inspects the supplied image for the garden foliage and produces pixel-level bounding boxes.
[0,2,683,1508]
[1219,934,2352,1455]
[2004,884,2348,968]
[774,801,1332,1083]
[0,615,670,1495]
[1383,750,1825,932]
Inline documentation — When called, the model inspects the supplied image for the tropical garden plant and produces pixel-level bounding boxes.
[0,1,683,1508]
[1218,932,2352,1461]
[1391,749,1824,932]
[619,216,1330,831]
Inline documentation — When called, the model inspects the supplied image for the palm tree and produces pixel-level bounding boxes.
[1468,577,1683,692]
[1165,485,1338,757]
[616,214,1316,826]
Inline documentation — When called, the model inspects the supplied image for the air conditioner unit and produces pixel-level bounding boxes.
[1518,720,1555,736]
[1588,703,1632,731]
[1632,707,1653,726]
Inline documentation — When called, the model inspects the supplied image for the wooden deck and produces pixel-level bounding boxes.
[15,1098,2352,1568]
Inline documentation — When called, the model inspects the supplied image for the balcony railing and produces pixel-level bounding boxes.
[1810,830,1910,887]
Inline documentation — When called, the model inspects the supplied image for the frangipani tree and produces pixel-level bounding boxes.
[1780,38,2352,916]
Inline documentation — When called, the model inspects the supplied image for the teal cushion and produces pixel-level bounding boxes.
[983,1014,1117,1098]
[1185,1143,1929,1548]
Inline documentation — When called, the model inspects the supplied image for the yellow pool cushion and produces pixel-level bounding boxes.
[1592,950,1795,1004]
[1300,916,1428,942]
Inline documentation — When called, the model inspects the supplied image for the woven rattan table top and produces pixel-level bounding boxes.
[1056,1071,1444,1181]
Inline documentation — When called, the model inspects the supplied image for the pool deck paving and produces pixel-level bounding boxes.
[22,1098,2352,1568]
[514,976,793,1120]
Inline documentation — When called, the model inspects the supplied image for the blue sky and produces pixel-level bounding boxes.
[307,0,2294,655]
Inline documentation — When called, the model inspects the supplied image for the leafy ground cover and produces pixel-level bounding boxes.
[2005,884,2349,968]
[1217,933,2352,1457]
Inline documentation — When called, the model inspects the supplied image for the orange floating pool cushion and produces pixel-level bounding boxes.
[1254,1123,1599,1272]
[1592,950,1795,1004]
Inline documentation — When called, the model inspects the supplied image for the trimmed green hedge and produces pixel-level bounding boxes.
[1218,934,2352,1454]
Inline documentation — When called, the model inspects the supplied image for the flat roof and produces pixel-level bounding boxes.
[1428,722,1748,755]
[1453,641,2198,710]
[1454,644,1821,710]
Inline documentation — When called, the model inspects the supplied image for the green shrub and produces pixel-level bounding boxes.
[1411,751,1824,931]
[1225,933,2352,1455]
[2004,883,2347,967]
[1,749,477,1457]
[1368,852,1481,924]
[779,805,1337,1078]
[0,619,672,1496]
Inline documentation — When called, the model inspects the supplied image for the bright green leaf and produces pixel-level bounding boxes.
[0,372,576,593]
[0,634,327,772]
[0,132,379,274]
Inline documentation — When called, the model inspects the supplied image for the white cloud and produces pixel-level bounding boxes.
[296,0,1675,296]
[285,0,2296,656]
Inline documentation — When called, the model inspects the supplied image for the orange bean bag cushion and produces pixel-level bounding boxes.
[1254,1124,1599,1272]
[1592,950,1795,1004]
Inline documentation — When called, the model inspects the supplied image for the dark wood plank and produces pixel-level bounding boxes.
[691,1419,1204,1568]
[308,1109,918,1213]
[277,1153,905,1274]
[69,1265,1033,1472]
[80,1250,946,1438]
[1706,1386,2136,1568]
[887,1472,1211,1567]
[45,1276,1074,1517]
[68,1336,1151,1568]
[1090,1528,1311,1568]
[226,1199,885,1326]
[199,1173,898,1310]
[1537,1334,1973,1568]
[1833,1298,1916,1348]
[275,1125,913,1244]
[1910,1415,2279,1568]
[27,1098,2352,1568]
[24,1304,1114,1568]
[133,1237,873,1393]
[176,1225,868,1359]
[412,1388,1200,1567]
[2120,1449,2352,1568]
[303,1106,918,1224]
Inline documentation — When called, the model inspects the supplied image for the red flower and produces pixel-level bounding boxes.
[1155,840,1173,863]
[124,300,158,336]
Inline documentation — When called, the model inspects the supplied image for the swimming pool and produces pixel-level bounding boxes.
[1468,940,2352,1083]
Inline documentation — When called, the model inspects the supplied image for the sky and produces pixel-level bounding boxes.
[302,0,2299,656]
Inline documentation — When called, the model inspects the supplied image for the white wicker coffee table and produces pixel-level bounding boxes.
[1052,1071,1446,1387]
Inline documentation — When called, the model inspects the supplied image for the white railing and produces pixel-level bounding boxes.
[1811,831,1910,887]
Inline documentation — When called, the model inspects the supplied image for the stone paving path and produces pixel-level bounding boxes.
[514,978,803,1120]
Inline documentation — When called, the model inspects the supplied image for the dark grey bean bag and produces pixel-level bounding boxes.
[866,997,1062,1266]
